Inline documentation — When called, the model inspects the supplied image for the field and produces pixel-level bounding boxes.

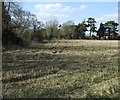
[2,40,119,98]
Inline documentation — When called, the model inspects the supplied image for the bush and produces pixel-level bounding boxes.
[30,29,46,42]
[2,29,23,47]
[82,36,91,39]
[91,35,98,40]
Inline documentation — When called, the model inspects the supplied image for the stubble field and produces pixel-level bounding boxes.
[2,40,119,98]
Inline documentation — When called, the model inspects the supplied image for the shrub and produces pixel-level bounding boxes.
[2,29,23,47]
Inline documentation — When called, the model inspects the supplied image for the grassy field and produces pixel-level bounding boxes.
[2,40,119,98]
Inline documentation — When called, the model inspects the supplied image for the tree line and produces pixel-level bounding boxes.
[2,2,120,48]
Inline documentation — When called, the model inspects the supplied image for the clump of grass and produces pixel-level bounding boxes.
[84,77,119,98]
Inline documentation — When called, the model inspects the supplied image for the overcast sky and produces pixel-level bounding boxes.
[22,2,118,29]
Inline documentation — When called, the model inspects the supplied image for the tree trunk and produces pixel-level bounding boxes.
[99,35,101,40]
[6,2,11,29]
[89,31,91,37]
[108,28,111,40]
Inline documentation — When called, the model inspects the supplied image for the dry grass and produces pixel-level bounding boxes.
[2,40,119,98]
